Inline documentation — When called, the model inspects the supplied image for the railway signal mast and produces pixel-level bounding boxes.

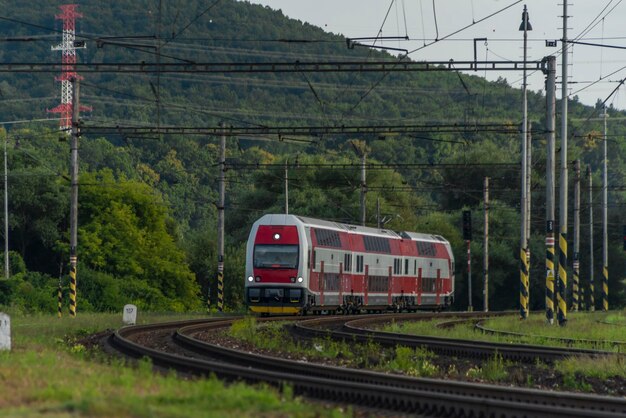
[519,5,531,320]
[50,4,89,317]
[50,4,88,132]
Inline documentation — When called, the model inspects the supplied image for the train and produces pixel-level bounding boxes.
[245,214,455,315]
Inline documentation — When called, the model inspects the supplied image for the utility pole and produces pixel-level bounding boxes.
[377,197,381,229]
[526,123,532,295]
[350,140,368,226]
[483,177,489,312]
[557,0,569,327]
[69,77,80,318]
[545,55,556,324]
[217,122,225,313]
[360,151,366,226]
[284,159,289,215]
[463,210,472,312]
[573,159,580,311]
[519,5,531,319]
[3,135,8,280]
[602,108,609,311]
[588,165,595,311]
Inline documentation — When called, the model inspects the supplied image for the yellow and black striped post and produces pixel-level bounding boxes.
[69,256,77,317]
[57,280,63,318]
[580,285,585,311]
[217,267,224,312]
[572,256,579,311]
[520,248,529,319]
[602,266,608,311]
[557,232,567,326]
[590,277,595,312]
[206,284,211,313]
[545,231,555,324]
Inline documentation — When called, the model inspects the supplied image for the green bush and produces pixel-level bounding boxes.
[8,271,58,313]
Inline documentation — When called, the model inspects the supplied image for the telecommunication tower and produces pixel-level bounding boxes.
[49,4,90,132]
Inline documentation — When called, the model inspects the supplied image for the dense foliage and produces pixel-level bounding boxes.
[0,0,623,313]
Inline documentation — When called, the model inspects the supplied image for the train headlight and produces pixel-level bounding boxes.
[290,277,296,283]
[273,233,280,240]
[255,276,261,282]
[247,276,254,282]
[297,277,303,283]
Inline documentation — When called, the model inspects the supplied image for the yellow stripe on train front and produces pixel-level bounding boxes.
[249,306,301,314]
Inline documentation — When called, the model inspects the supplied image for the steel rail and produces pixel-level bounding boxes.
[475,320,626,348]
[107,317,626,417]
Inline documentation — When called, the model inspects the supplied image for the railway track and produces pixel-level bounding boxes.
[475,321,626,349]
[291,312,625,363]
[106,314,626,417]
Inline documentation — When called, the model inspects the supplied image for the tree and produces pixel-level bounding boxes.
[76,170,201,311]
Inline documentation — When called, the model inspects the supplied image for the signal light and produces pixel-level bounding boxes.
[462,210,472,241]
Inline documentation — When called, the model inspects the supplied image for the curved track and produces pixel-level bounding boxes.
[106,315,626,417]
[291,312,625,363]
[474,321,626,349]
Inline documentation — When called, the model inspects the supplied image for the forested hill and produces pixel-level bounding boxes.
[0,0,623,312]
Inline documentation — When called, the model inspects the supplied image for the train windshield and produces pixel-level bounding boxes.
[253,245,299,269]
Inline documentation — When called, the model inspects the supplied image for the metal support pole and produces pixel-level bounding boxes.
[526,122,532,286]
[602,109,609,311]
[360,152,366,226]
[284,159,289,215]
[588,165,595,311]
[557,1,569,326]
[519,5,530,319]
[377,197,381,229]
[3,135,8,280]
[217,122,225,312]
[69,77,80,318]
[467,239,473,312]
[545,55,556,324]
[483,177,489,312]
[573,160,580,311]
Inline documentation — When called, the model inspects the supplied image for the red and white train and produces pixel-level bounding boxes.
[245,214,455,314]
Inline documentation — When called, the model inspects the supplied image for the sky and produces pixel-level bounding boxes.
[248,0,626,110]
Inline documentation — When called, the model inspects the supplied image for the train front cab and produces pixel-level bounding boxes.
[245,215,308,315]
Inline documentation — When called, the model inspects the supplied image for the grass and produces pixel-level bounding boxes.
[0,310,348,417]
[381,310,626,381]
[557,354,626,391]
[227,317,442,376]
[383,310,626,350]
[466,353,509,382]
[387,346,439,377]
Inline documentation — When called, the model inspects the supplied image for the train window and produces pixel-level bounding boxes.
[404,259,409,275]
[363,236,391,253]
[344,253,352,272]
[356,255,364,273]
[416,241,436,256]
[414,259,417,275]
[254,245,298,269]
[314,229,342,248]
[393,259,402,275]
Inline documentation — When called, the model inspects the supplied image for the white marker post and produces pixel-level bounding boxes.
[0,313,10,351]
[122,304,137,325]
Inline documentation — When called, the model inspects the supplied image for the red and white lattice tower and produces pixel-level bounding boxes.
[49,4,90,132]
